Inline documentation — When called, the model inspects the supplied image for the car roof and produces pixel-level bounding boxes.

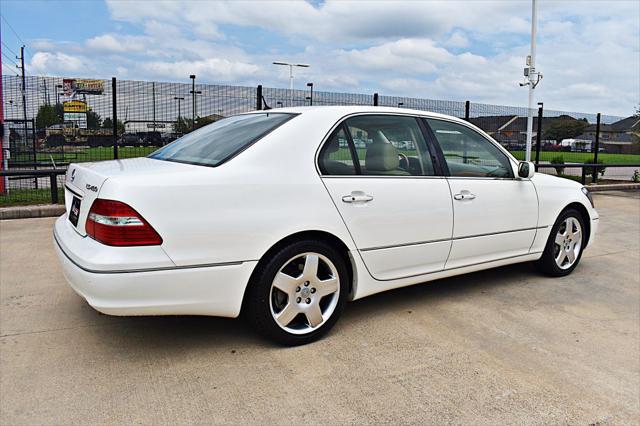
[244,105,468,124]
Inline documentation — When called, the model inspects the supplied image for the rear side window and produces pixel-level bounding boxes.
[319,115,435,176]
[318,127,357,175]
[149,113,295,167]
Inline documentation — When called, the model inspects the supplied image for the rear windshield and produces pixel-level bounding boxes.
[149,113,296,167]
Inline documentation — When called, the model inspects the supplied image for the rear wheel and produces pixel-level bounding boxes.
[245,240,349,345]
[536,209,585,276]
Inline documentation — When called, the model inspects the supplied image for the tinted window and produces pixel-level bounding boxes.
[345,115,434,176]
[426,119,513,178]
[318,127,357,175]
[149,113,294,167]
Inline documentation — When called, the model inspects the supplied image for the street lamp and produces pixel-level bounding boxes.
[306,82,314,106]
[273,61,310,104]
[174,96,185,120]
[189,75,202,130]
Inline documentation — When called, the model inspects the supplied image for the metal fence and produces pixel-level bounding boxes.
[2,74,639,206]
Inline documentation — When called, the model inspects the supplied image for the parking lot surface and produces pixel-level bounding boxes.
[1,192,639,424]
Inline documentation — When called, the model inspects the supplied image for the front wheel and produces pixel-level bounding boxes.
[536,209,586,276]
[245,240,349,345]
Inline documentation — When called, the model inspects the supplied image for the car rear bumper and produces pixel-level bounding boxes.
[54,215,257,317]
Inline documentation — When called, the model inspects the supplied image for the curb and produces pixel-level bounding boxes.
[0,204,65,220]
[586,183,640,192]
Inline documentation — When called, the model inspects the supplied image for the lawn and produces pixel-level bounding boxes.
[0,187,64,207]
[509,150,640,164]
[9,146,158,166]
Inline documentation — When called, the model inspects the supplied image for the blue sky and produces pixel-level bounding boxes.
[1,0,639,116]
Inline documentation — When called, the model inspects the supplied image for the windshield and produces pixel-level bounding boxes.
[149,113,296,167]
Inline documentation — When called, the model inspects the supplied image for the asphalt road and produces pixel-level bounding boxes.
[1,192,639,424]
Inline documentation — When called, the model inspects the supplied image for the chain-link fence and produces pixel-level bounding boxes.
[2,74,639,205]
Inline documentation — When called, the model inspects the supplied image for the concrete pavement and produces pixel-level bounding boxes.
[1,192,639,424]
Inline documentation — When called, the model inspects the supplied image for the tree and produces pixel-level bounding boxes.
[102,117,125,135]
[35,103,63,129]
[172,115,218,134]
[86,109,102,129]
[543,116,588,144]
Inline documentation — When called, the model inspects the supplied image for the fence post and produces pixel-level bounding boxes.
[256,85,263,110]
[464,101,470,121]
[592,112,601,184]
[50,172,58,204]
[535,103,543,165]
[112,77,118,160]
[31,119,38,189]
[373,93,379,106]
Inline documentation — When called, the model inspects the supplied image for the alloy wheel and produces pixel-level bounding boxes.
[553,217,583,270]
[269,252,340,335]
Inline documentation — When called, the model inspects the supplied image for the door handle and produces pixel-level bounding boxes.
[342,191,374,203]
[453,191,476,201]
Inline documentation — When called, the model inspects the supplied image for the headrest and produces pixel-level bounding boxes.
[366,142,399,171]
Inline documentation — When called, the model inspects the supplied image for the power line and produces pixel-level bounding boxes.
[1,40,19,58]
[1,51,20,68]
[0,14,25,45]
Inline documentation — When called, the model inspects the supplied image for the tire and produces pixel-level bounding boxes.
[535,208,586,276]
[244,239,349,346]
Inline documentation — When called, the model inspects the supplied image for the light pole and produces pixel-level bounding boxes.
[306,82,314,106]
[189,75,197,130]
[56,84,63,104]
[273,61,310,105]
[520,0,543,161]
[174,96,184,120]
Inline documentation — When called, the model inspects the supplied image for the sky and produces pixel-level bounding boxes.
[1,0,639,117]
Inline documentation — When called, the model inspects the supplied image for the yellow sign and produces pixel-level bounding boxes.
[63,100,88,113]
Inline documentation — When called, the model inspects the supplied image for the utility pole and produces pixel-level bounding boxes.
[17,46,36,185]
[521,0,543,162]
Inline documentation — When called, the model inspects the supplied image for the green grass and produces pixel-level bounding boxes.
[10,146,158,165]
[0,187,65,207]
[509,151,640,164]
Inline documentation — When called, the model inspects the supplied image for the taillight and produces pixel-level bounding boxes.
[86,199,162,246]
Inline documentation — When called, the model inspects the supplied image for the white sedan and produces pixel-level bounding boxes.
[54,106,598,345]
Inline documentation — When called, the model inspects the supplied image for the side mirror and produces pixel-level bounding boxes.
[518,161,535,179]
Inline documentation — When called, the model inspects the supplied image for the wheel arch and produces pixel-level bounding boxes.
[240,230,357,313]
[561,202,591,246]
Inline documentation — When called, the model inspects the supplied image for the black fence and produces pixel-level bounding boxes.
[1,74,639,205]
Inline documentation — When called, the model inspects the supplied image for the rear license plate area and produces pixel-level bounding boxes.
[69,196,81,227]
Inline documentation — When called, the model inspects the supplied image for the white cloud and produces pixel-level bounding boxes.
[29,52,94,75]
[20,0,639,116]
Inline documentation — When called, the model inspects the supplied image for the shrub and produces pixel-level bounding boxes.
[550,155,565,174]
[633,170,640,183]
[584,160,606,177]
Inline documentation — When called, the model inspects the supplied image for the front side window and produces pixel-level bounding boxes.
[149,113,295,167]
[426,118,513,178]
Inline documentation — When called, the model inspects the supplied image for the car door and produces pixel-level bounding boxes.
[424,118,539,269]
[319,114,453,280]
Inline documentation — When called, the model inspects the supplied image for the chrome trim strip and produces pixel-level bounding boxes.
[360,226,546,252]
[64,184,83,199]
[53,231,245,274]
